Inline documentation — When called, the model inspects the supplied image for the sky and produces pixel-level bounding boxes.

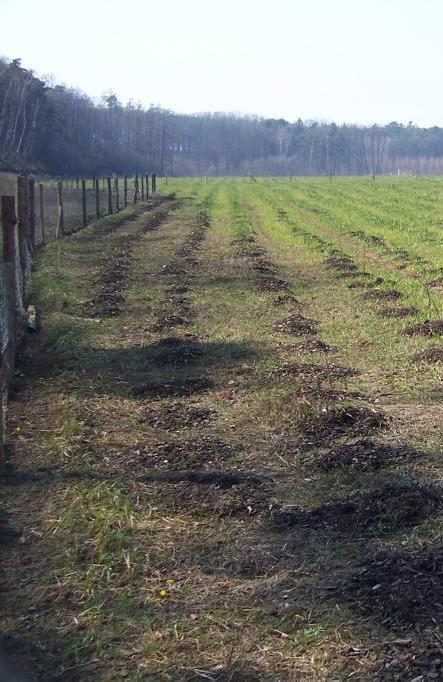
[1,0,443,126]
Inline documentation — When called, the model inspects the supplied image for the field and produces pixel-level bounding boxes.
[1,177,443,680]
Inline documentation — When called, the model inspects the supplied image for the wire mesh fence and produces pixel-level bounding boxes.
[0,171,157,466]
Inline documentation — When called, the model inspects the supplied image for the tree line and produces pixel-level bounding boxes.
[2,57,443,177]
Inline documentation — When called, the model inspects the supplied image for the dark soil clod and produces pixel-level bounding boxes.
[404,320,443,337]
[315,438,422,471]
[301,406,388,443]
[363,289,402,301]
[274,313,318,336]
[325,254,357,271]
[378,306,420,318]
[339,542,443,625]
[412,346,443,362]
[123,436,236,470]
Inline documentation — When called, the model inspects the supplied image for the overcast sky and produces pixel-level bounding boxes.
[1,0,442,126]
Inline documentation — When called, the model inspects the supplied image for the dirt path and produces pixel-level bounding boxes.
[1,183,442,680]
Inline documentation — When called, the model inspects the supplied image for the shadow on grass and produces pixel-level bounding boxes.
[14,331,263,400]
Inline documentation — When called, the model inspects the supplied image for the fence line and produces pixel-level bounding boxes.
[0,172,157,468]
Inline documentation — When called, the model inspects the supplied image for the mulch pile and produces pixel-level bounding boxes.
[363,289,402,301]
[412,346,443,363]
[274,313,318,336]
[300,406,388,443]
[404,320,443,337]
[378,306,419,318]
[315,438,422,472]
[340,542,443,625]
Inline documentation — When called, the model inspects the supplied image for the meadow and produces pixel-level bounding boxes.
[1,177,442,680]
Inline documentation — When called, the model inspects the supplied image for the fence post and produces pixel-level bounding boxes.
[1,195,18,362]
[28,178,36,252]
[107,177,113,214]
[16,176,28,290]
[81,180,87,228]
[141,176,145,201]
[39,182,45,244]
[124,175,128,207]
[95,180,100,219]
[114,177,120,211]
[133,175,139,204]
[152,173,156,193]
[56,181,64,239]
[145,174,149,199]
[1,196,19,469]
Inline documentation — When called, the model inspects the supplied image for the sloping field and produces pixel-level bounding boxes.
[1,177,443,680]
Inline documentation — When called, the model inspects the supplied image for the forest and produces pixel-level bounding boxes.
[2,56,443,176]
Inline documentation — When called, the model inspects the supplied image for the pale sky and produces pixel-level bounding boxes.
[1,0,443,126]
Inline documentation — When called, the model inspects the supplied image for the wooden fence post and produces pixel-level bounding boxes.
[107,177,113,214]
[28,178,36,252]
[16,175,28,289]
[1,195,18,358]
[152,173,156,193]
[141,176,145,201]
[1,196,19,469]
[145,174,149,199]
[39,183,45,244]
[81,180,87,228]
[114,177,120,211]
[56,181,64,239]
[95,180,100,219]
[124,175,128,207]
[133,175,139,204]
